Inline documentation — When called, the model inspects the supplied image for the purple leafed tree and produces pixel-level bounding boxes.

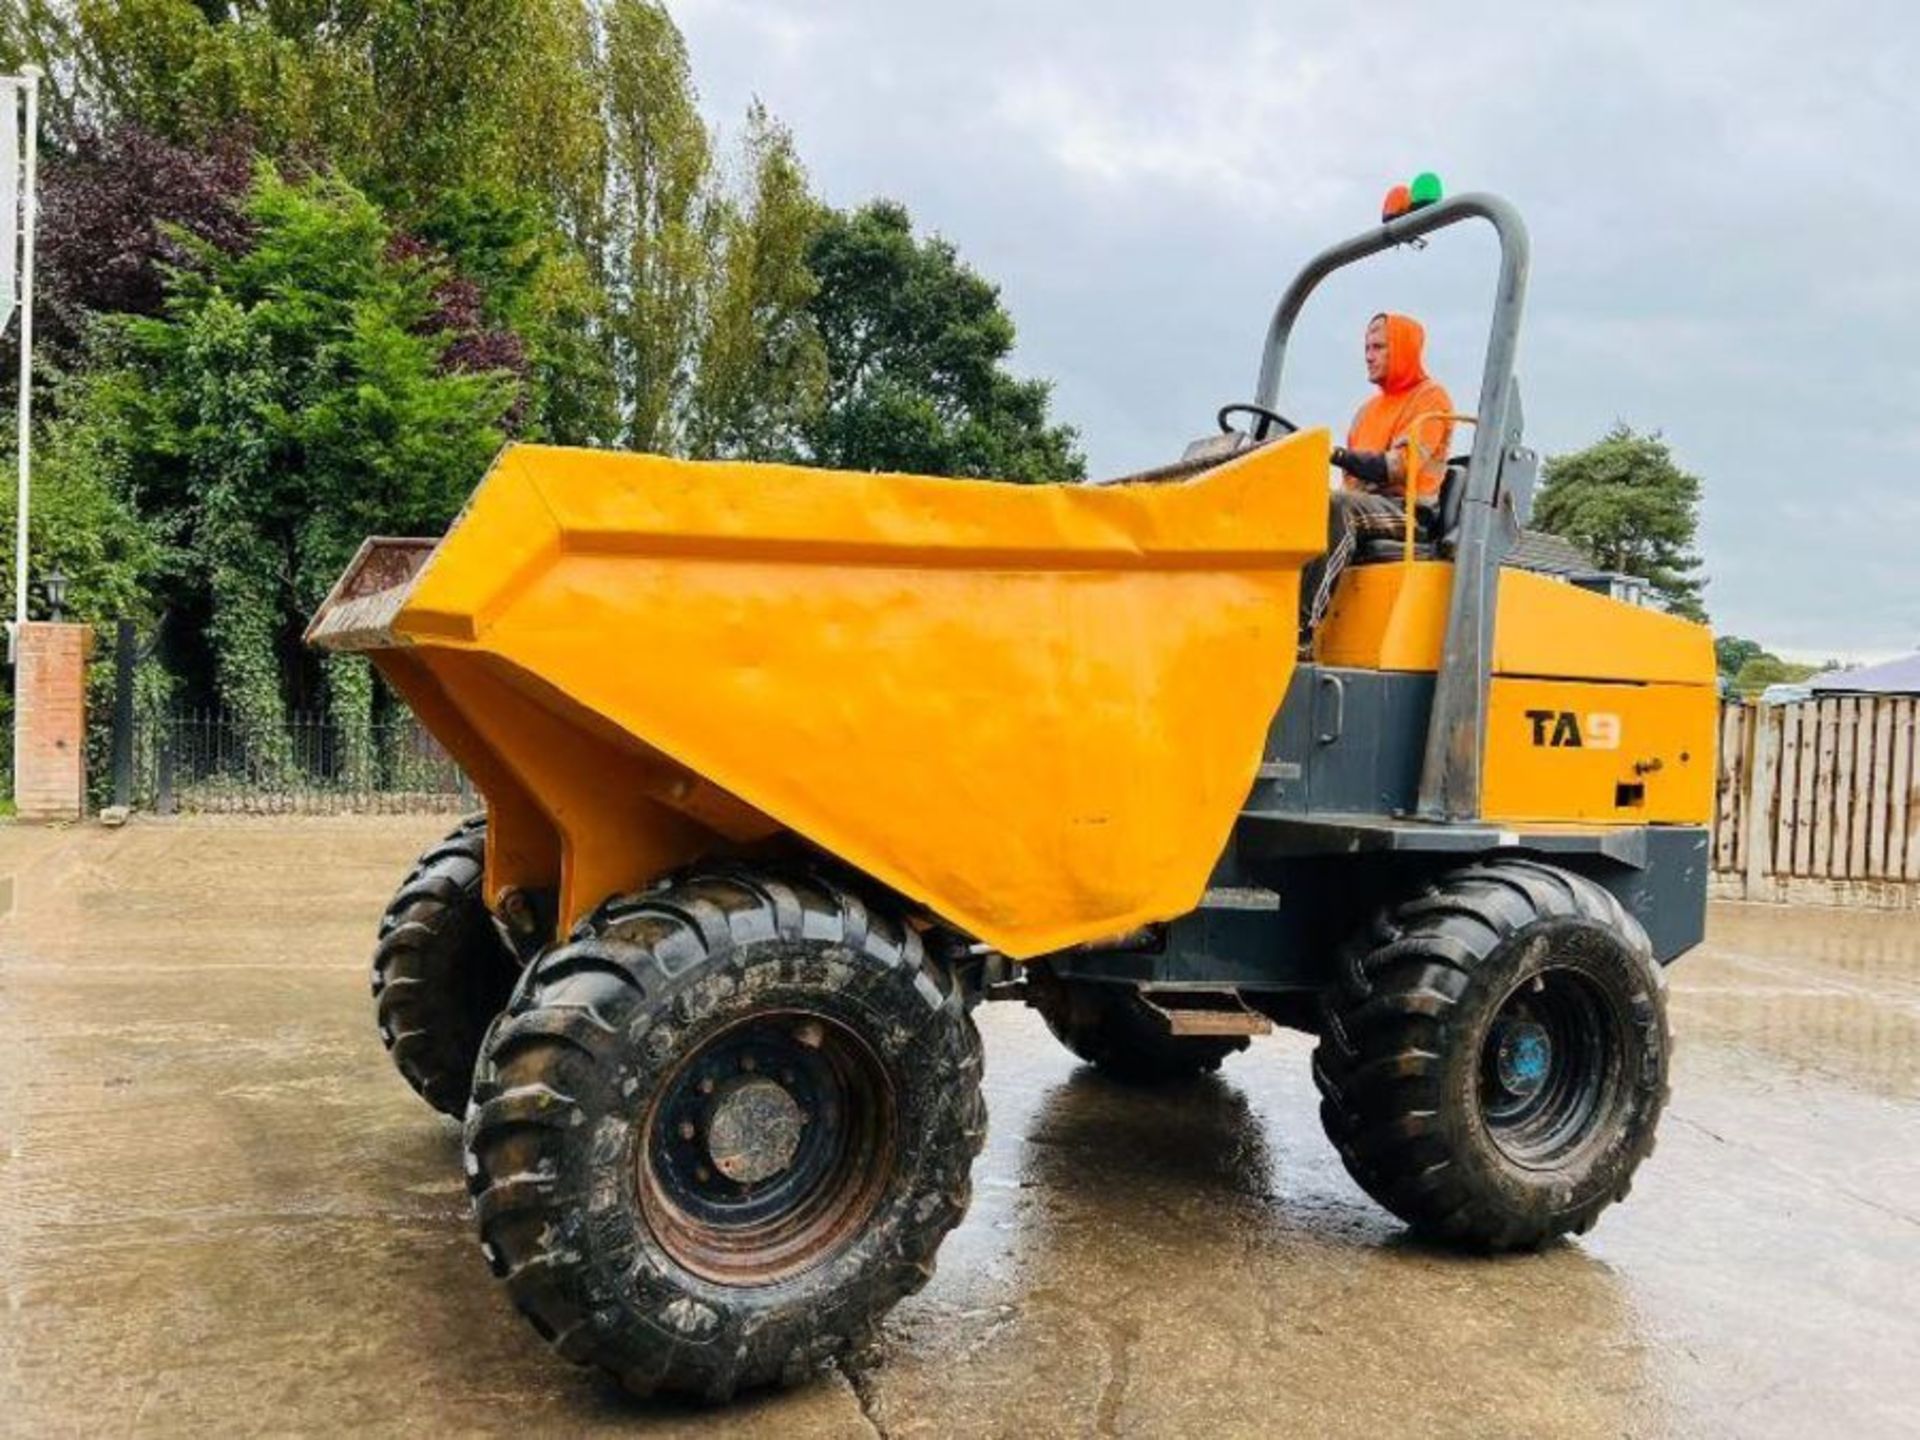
[386,233,530,420]
[35,124,255,358]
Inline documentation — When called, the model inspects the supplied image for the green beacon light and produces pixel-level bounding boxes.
[1409,171,1444,209]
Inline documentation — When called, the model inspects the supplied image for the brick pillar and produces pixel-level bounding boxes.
[13,622,95,822]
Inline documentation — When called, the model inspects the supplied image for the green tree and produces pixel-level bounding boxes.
[88,163,517,762]
[10,0,615,444]
[0,393,161,627]
[11,1,1071,477]
[411,181,618,444]
[804,201,1083,481]
[0,384,164,807]
[7,0,1093,809]
[7,0,604,223]
[684,105,825,461]
[8,0,365,159]
[596,0,717,453]
[1733,655,1819,697]
[1534,424,1705,620]
[1714,635,1767,679]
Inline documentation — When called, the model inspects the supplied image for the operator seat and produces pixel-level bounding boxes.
[1352,459,1468,562]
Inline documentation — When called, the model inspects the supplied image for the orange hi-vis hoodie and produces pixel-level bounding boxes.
[1346,312,1452,500]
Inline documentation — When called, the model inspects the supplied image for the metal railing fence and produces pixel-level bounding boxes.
[130,706,473,815]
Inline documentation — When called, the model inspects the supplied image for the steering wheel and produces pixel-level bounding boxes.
[1217,402,1300,441]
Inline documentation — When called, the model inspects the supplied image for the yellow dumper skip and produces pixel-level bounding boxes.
[309,436,1331,956]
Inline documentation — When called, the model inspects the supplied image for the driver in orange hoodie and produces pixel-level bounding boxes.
[1333,312,1453,499]
[1302,312,1454,633]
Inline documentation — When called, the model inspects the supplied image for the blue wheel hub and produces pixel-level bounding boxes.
[1479,967,1620,1164]
[1492,1019,1553,1100]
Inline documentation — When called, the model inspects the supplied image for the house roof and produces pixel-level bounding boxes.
[1506,530,1596,576]
[1809,652,1920,696]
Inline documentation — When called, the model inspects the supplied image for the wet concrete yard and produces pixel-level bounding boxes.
[2,817,1916,1436]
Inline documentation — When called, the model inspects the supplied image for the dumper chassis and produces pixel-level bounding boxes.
[316,190,1714,1400]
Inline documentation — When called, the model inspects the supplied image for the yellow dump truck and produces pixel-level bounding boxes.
[311,189,1715,1400]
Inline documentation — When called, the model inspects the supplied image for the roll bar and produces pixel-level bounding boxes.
[1253,192,1533,820]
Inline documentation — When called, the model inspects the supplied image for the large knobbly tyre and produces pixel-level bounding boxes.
[1028,966,1248,1083]
[372,816,522,1116]
[464,868,986,1402]
[1314,858,1669,1250]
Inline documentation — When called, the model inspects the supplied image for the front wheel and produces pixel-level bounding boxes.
[464,869,985,1400]
[1313,859,1670,1250]
[372,816,521,1115]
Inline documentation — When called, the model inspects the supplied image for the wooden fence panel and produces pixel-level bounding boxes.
[1811,700,1839,877]
[1793,700,1819,876]
[1774,704,1801,879]
[1715,702,1745,873]
[1745,706,1781,893]
[1885,699,1907,876]
[1869,702,1893,877]
[1903,700,1920,881]
[1709,696,1919,898]
[1849,698,1874,877]
[1835,700,1858,877]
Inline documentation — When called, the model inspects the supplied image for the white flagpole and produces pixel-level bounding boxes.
[13,66,40,629]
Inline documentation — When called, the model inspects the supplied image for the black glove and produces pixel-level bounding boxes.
[1331,446,1391,489]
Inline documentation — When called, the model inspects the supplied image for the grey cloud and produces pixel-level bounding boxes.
[674,0,1918,654]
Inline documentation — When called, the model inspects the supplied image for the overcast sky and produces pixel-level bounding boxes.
[675,0,1916,658]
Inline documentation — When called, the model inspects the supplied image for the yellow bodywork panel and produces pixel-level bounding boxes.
[1482,678,1719,824]
[1317,561,1714,685]
[1316,559,1717,825]
[309,437,1330,958]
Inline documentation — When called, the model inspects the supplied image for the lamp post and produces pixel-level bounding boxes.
[6,66,41,637]
[45,564,66,622]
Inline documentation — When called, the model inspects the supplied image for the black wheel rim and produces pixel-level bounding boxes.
[1478,966,1623,1167]
[638,1010,896,1286]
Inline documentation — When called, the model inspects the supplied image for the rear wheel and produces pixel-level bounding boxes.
[372,816,521,1116]
[1313,859,1669,1249]
[464,868,985,1400]
[1028,966,1248,1083]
